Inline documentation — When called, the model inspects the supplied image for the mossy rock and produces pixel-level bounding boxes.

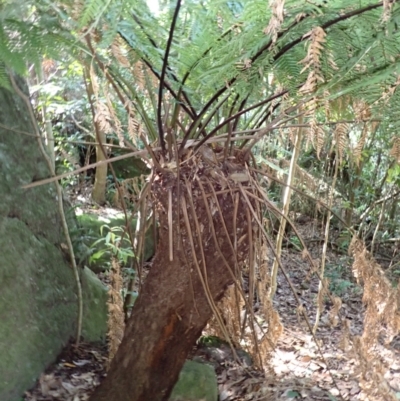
[170,360,218,401]
[0,77,109,400]
[81,267,108,342]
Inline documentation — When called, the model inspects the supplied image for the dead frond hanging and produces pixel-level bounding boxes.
[299,26,326,94]
[264,0,285,42]
[334,123,348,166]
[206,285,245,348]
[389,136,400,163]
[258,238,283,370]
[127,107,143,146]
[309,118,325,159]
[111,38,131,69]
[107,259,125,368]
[95,100,113,135]
[349,237,400,400]
[352,123,368,166]
[382,0,394,22]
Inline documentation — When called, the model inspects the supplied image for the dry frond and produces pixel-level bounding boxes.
[334,123,348,165]
[42,59,56,75]
[328,296,342,327]
[299,27,326,94]
[323,90,331,120]
[288,126,297,147]
[111,38,131,68]
[331,95,352,117]
[350,237,400,344]
[306,118,325,159]
[95,101,113,134]
[389,136,400,163]
[382,0,394,22]
[263,0,285,43]
[207,285,244,348]
[71,0,84,21]
[259,299,283,367]
[127,111,142,146]
[315,277,329,319]
[353,337,397,400]
[349,237,400,400]
[353,99,371,122]
[107,258,125,367]
[352,124,368,166]
[380,74,400,104]
[256,241,282,368]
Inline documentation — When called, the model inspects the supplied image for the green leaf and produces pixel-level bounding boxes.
[89,249,106,262]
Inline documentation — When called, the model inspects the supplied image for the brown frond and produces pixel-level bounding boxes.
[207,285,244,348]
[71,0,84,21]
[328,296,342,328]
[107,258,125,368]
[353,99,371,122]
[299,26,326,94]
[258,240,283,368]
[111,38,131,68]
[390,136,400,163]
[382,0,394,22]
[323,90,331,120]
[349,237,400,400]
[95,101,113,134]
[127,109,142,146]
[352,123,368,166]
[310,119,325,158]
[264,0,285,42]
[130,58,147,91]
[334,123,348,165]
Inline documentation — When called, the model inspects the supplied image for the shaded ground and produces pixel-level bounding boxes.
[24,197,400,400]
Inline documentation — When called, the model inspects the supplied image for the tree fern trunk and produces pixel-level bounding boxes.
[89,150,251,401]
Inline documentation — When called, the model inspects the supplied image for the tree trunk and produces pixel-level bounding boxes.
[84,65,107,205]
[91,128,107,204]
[89,149,251,401]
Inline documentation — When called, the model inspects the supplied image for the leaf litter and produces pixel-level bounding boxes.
[24,218,400,401]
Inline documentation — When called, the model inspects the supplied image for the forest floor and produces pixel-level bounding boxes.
[24,190,400,401]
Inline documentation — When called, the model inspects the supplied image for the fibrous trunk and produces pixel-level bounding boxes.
[89,147,252,401]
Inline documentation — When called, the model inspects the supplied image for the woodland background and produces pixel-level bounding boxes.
[1,0,400,400]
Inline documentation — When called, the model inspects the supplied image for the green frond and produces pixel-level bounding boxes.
[79,0,113,29]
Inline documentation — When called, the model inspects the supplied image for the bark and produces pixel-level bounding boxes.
[89,149,251,401]
[84,65,107,205]
[91,128,107,204]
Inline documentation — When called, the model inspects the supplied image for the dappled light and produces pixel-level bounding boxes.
[1,0,400,400]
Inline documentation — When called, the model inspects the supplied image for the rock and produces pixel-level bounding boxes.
[81,267,108,342]
[169,360,218,401]
[0,77,107,400]
[0,218,78,401]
